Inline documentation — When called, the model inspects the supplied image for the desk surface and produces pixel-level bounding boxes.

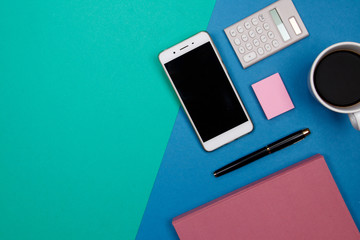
[136,0,360,239]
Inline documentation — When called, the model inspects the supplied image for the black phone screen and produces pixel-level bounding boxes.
[164,42,248,142]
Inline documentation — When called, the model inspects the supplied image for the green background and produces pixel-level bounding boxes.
[0,1,215,239]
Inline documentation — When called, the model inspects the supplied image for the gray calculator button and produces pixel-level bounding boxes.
[259,14,265,22]
[263,22,270,30]
[272,40,279,48]
[260,35,267,42]
[256,26,263,34]
[238,46,245,54]
[253,39,260,46]
[246,43,253,50]
[237,26,244,33]
[230,29,236,37]
[268,31,275,39]
[249,30,255,38]
[234,38,241,45]
[241,34,248,42]
[257,47,264,55]
[244,22,251,29]
[243,51,257,62]
[265,43,271,51]
[251,18,258,25]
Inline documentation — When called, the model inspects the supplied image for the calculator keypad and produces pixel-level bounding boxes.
[225,12,283,68]
[224,0,309,68]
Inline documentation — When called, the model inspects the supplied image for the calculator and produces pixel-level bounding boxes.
[224,0,309,69]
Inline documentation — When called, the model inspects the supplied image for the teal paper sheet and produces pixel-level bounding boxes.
[0,1,215,239]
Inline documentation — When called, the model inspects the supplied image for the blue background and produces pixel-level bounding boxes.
[136,0,360,239]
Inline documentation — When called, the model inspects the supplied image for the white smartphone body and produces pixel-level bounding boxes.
[159,32,253,151]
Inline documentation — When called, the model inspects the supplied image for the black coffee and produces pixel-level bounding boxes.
[314,50,360,107]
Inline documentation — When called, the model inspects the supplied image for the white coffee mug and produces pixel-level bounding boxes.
[308,42,360,131]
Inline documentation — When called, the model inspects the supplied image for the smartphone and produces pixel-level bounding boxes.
[159,32,253,151]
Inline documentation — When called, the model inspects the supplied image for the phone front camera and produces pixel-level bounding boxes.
[173,51,175,54]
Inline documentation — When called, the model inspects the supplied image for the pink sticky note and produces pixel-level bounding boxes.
[252,73,294,120]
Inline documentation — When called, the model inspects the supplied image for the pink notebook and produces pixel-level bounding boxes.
[173,154,360,240]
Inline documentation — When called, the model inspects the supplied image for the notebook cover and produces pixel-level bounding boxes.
[172,154,360,240]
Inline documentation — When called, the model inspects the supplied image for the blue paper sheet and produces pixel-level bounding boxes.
[136,0,360,239]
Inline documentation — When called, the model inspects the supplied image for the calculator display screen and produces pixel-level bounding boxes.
[164,42,248,142]
[270,8,290,41]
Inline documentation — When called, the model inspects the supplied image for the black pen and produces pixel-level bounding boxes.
[213,128,311,177]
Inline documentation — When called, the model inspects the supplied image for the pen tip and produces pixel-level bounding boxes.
[213,172,218,177]
[303,128,311,136]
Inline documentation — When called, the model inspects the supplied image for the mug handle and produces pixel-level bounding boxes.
[349,112,360,130]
